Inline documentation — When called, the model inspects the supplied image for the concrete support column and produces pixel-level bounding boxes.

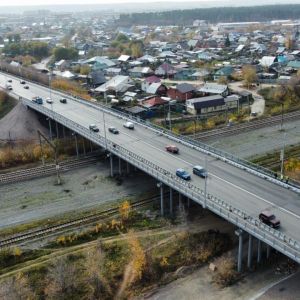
[74,134,79,158]
[266,244,271,259]
[119,157,122,175]
[110,153,113,177]
[178,193,183,210]
[82,137,86,156]
[63,126,66,140]
[48,119,52,140]
[247,234,253,269]
[56,121,59,139]
[169,187,173,216]
[90,141,93,152]
[126,162,130,174]
[187,198,190,209]
[160,183,164,216]
[235,229,243,272]
[257,239,262,264]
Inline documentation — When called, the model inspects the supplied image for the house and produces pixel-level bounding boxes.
[186,94,239,115]
[105,68,122,77]
[141,96,167,109]
[186,95,225,115]
[198,83,230,97]
[95,75,133,94]
[129,66,153,78]
[259,56,277,68]
[55,59,68,71]
[214,66,234,81]
[124,106,149,118]
[141,75,161,92]
[167,83,195,101]
[138,54,157,64]
[155,63,177,78]
[187,39,201,49]
[83,56,115,71]
[118,54,131,63]
[146,82,167,96]
[88,70,106,87]
[287,60,300,70]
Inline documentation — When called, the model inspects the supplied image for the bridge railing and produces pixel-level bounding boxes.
[22,97,300,263]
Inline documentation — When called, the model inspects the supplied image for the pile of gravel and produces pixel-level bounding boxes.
[0,102,47,142]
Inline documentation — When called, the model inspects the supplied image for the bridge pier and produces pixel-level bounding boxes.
[55,121,59,138]
[126,162,130,174]
[159,183,164,216]
[74,133,79,158]
[110,153,114,177]
[63,126,66,140]
[247,234,253,269]
[178,193,183,210]
[119,158,122,175]
[235,229,243,272]
[48,119,52,140]
[169,187,173,216]
[82,137,86,156]
[266,244,271,259]
[257,239,262,264]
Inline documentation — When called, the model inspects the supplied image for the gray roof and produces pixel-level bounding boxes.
[176,83,195,93]
[198,83,228,94]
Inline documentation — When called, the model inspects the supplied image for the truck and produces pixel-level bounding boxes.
[32,96,43,104]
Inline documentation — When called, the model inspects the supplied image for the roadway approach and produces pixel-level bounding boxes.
[1,71,300,269]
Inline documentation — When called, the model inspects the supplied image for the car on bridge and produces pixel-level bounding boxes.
[165,145,179,154]
[176,168,191,181]
[7,79,12,83]
[60,98,67,104]
[46,97,53,104]
[259,211,280,228]
[20,80,26,84]
[23,85,29,89]
[108,127,119,134]
[193,165,207,178]
[89,124,99,132]
[32,96,43,104]
[6,85,12,90]
[123,122,134,129]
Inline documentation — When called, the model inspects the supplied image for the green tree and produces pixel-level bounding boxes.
[53,47,78,61]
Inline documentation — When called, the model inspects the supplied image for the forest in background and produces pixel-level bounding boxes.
[118,5,300,26]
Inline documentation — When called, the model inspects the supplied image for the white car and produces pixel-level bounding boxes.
[46,97,53,104]
[123,121,134,129]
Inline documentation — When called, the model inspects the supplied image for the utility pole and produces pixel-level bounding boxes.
[204,156,208,209]
[280,132,286,178]
[37,130,60,185]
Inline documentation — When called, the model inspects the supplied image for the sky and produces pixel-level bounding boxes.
[0,0,219,6]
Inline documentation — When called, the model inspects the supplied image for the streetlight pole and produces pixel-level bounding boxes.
[280,132,286,179]
[103,110,108,150]
[204,155,208,209]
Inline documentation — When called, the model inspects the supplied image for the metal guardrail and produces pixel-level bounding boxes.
[22,97,300,263]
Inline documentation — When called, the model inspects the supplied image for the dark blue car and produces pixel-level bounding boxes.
[176,168,191,181]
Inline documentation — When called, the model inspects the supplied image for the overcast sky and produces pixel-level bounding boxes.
[0,0,218,6]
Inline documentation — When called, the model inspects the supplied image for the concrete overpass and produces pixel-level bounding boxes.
[1,71,300,270]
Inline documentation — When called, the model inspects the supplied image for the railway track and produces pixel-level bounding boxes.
[0,154,101,185]
[0,196,158,248]
[190,110,300,141]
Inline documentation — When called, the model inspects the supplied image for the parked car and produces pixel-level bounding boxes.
[60,98,67,104]
[259,211,280,228]
[89,124,99,132]
[123,121,134,129]
[20,80,26,84]
[165,145,179,154]
[108,127,119,134]
[23,85,29,89]
[46,97,53,104]
[176,168,191,181]
[193,165,207,178]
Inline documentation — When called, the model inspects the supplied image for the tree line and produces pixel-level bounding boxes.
[118,4,300,26]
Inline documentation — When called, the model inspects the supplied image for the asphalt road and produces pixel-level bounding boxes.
[1,72,300,243]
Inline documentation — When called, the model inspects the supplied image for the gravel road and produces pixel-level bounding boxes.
[0,161,156,229]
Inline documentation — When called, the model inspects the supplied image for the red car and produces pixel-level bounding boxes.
[165,145,179,154]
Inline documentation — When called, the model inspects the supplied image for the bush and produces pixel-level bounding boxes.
[212,255,238,287]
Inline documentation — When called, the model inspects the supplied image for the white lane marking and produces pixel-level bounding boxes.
[118,129,300,220]
[211,173,300,220]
